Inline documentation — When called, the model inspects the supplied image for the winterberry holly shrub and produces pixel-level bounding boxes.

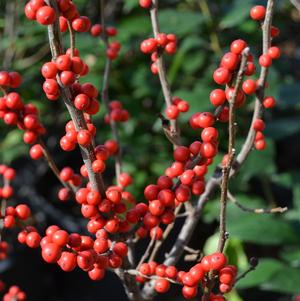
[0,0,299,301]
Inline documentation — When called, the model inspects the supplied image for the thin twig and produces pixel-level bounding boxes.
[136,233,157,270]
[143,2,275,298]
[46,0,105,196]
[217,47,250,253]
[100,0,123,184]
[228,191,287,214]
[149,0,180,148]
[66,20,75,58]
[39,138,77,194]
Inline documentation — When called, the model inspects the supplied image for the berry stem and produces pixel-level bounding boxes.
[217,47,250,253]
[39,138,77,194]
[45,0,105,196]
[99,0,123,184]
[149,0,180,148]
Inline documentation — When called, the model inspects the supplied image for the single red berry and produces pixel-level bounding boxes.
[139,0,152,8]
[77,129,92,146]
[210,89,226,106]
[220,52,239,71]
[268,46,281,59]
[255,139,266,150]
[259,54,272,67]
[165,105,180,120]
[210,252,227,271]
[213,67,231,85]
[242,79,257,95]
[42,243,62,263]
[263,96,276,108]
[36,6,56,25]
[90,24,102,36]
[230,39,247,55]
[252,119,265,131]
[155,279,170,293]
[250,5,266,21]
[41,62,58,79]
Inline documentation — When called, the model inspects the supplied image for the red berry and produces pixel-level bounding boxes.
[220,52,239,71]
[139,0,152,8]
[26,232,41,248]
[210,252,227,271]
[255,139,266,150]
[42,243,62,263]
[41,62,58,79]
[268,46,281,59]
[263,96,276,108]
[90,24,102,36]
[56,55,72,71]
[165,105,180,120]
[242,79,257,95]
[36,6,56,25]
[259,54,272,68]
[230,39,247,55]
[140,38,157,54]
[250,5,266,21]
[210,89,226,106]
[213,67,231,85]
[252,119,265,131]
[77,129,92,146]
[155,279,170,293]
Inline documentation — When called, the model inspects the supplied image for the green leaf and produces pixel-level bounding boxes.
[237,138,276,180]
[261,266,300,294]
[265,118,300,140]
[237,259,283,289]
[158,9,206,36]
[227,199,299,245]
[220,0,254,29]
[278,84,300,108]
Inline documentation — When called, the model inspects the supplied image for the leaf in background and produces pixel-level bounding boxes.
[237,259,283,289]
[278,84,300,109]
[265,118,300,140]
[237,138,276,180]
[228,210,299,245]
[261,266,300,294]
[158,9,206,37]
[280,247,300,267]
[220,0,254,29]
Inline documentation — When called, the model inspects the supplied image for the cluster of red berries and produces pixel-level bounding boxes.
[0,72,46,146]
[3,204,31,229]
[104,100,130,123]
[90,24,121,60]
[137,252,235,300]
[19,225,129,281]
[0,241,9,260]
[41,50,90,100]
[165,96,190,120]
[3,285,26,301]
[25,0,56,25]
[0,165,16,199]
[252,118,267,150]
[0,165,31,228]
[136,143,211,236]
[140,33,178,74]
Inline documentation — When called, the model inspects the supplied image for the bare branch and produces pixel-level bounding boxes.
[228,191,287,214]
[45,0,105,196]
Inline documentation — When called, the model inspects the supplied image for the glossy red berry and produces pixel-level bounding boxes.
[210,89,226,106]
[36,6,56,25]
[230,39,247,55]
[213,67,231,85]
[250,5,266,21]
[242,79,256,95]
[263,96,276,108]
[77,129,92,146]
[259,54,272,67]
[154,279,170,293]
[268,46,281,59]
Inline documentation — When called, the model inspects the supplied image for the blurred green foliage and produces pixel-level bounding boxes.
[1,0,300,300]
